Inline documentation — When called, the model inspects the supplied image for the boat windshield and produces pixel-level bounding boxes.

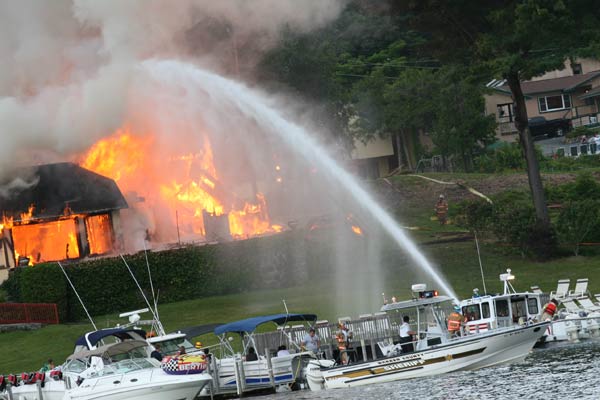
[385,300,454,336]
[90,358,156,377]
[155,337,195,355]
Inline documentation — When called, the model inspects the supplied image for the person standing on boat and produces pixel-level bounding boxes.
[447,306,463,337]
[301,328,321,353]
[541,298,559,321]
[399,316,416,353]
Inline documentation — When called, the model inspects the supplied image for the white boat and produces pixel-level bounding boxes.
[2,327,211,400]
[306,284,549,390]
[460,270,600,344]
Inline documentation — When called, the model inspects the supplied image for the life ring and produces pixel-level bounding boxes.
[161,354,207,375]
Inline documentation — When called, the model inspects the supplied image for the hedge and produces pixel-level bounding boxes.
[1,231,311,322]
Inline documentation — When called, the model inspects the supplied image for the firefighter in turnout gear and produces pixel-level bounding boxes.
[447,306,463,337]
[435,194,449,225]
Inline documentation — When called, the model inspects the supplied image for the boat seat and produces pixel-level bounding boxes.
[568,278,589,298]
[550,279,570,299]
[576,296,600,312]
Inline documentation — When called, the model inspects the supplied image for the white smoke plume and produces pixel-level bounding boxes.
[0,0,347,174]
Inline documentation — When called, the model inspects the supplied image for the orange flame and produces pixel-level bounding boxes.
[351,225,363,236]
[80,129,281,243]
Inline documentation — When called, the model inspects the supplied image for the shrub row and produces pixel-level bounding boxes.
[2,231,309,322]
[456,173,600,257]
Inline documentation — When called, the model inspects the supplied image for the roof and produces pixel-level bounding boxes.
[580,86,600,100]
[380,295,453,312]
[67,340,148,361]
[0,162,128,221]
[75,328,147,349]
[214,314,317,335]
[488,70,600,96]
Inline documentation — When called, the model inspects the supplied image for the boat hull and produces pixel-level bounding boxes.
[307,322,548,390]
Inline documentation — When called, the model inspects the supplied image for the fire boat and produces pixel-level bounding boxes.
[305,284,549,390]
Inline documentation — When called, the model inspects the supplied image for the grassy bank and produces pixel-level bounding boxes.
[3,172,600,373]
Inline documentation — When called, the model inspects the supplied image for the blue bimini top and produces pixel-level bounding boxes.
[214,313,317,335]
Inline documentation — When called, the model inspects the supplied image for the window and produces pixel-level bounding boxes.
[495,299,509,317]
[572,63,582,75]
[497,103,515,122]
[538,94,571,112]
[462,304,481,321]
[527,298,539,315]
[482,303,491,319]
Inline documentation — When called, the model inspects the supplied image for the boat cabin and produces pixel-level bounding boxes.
[459,269,549,333]
[380,285,455,350]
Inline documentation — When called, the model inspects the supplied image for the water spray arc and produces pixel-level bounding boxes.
[142,59,459,302]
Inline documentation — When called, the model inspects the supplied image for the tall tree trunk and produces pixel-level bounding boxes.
[506,71,550,229]
[395,132,405,170]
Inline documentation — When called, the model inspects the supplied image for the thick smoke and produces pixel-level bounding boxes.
[0,0,347,175]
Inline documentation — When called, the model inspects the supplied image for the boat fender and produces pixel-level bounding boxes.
[20,372,33,385]
[49,370,63,381]
[7,374,18,387]
[0,375,6,392]
[35,372,46,388]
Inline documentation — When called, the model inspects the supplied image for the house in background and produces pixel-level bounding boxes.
[0,163,128,281]
[485,58,600,141]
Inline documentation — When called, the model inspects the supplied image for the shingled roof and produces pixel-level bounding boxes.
[0,162,128,222]
[488,70,600,95]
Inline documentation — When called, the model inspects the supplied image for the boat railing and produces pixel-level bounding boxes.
[251,313,398,359]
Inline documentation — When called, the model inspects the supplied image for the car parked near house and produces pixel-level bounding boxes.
[529,116,572,140]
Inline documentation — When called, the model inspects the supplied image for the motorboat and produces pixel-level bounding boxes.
[209,314,319,395]
[305,284,549,390]
[1,327,212,400]
[460,271,600,344]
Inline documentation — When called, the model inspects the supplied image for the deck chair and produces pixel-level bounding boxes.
[550,279,570,299]
[530,285,543,294]
[560,298,584,314]
[576,296,600,312]
[569,278,589,298]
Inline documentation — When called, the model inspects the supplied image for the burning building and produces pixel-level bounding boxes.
[0,162,128,269]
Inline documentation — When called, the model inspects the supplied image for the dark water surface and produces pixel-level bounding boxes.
[257,341,600,400]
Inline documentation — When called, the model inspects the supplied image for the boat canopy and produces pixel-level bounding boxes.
[214,313,317,335]
[381,295,453,312]
[177,323,224,339]
[75,328,147,349]
[67,340,149,361]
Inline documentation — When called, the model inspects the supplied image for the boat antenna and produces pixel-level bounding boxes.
[120,254,165,336]
[282,299,289,315]
[474,231,488,294]
[57,261,97,330]
[142,241,160,323]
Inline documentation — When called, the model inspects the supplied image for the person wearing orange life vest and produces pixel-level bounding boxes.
[447,306,463,337]
[541,298,559,321]
[336,323,352,364]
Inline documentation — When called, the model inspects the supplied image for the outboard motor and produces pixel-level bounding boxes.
[564,315,581,343]
[586,313,600,338]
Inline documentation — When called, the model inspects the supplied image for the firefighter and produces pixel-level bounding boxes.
[447,306,463,337]
[435,195,449,225]
[541,298,559,321]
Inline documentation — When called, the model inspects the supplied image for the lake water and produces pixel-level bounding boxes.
[256,341,600,400]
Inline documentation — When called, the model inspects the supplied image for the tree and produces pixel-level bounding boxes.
[402,0,600,251]
[431,69,497,171]
[556,200,600,256]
